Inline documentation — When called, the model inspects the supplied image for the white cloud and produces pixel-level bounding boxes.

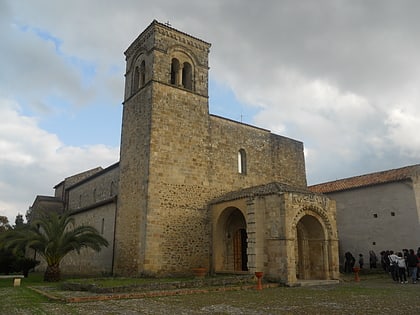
[0,100,119,224]
[385,106,420,157]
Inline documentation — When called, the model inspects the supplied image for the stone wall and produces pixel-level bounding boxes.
[59,203,116,275]
[67,164,119,211]
[32,201,116,276]
[208,116,307,190]
[141,81,212,274]
[41,164,121,275]
[114,88,152,276]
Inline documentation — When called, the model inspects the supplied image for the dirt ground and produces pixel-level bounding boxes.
[1,274,419,314]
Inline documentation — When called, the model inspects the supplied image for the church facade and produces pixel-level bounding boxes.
[30,20,339,285]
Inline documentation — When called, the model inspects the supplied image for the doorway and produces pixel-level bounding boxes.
[296,215,326,280]
[214,207,248,272]
[233,228,248,271]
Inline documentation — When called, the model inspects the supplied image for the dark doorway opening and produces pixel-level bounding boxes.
[234,228,248,271]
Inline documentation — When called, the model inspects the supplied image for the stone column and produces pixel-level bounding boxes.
[246,197,257,272]
[177,65,183,86]
[323,240,330,279]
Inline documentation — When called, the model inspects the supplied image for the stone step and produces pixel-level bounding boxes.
[292,279,340,287]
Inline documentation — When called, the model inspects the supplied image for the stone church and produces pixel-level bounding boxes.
[30,20,339,285]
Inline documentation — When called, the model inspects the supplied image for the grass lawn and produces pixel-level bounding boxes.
[1,272,419,314]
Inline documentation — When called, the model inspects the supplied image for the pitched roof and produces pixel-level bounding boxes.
[66,162,119,190]
[308,164,420,194]
[30,195,64,214]
[53,166,103,189]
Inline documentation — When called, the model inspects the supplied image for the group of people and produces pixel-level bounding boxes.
[343,248,420,284]
[381,249,420,284]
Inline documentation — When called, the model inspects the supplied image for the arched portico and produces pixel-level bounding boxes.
[291,206,337,282]
[295,214,327,279]
[210,184,339,284]
[213,206,248,273]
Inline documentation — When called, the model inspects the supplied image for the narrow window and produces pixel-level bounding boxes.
[238,149,247,174]
[132,66,140,94]
[93,188,97,202]
[170,58,180,85]
[78,195,82,208]
[101,218,105,235]
[182,62,192,90]
[110,181,116,196]
[140,60,146,87]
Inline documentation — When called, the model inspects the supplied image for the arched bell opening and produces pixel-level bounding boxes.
[214,207,248,273]
[170,58,180,85]
[182,62,192,90]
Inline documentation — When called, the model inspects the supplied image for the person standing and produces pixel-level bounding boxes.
[388,251,399,282]
[396,252,407,283]
[406,249,418,284]
[344,252,355,273]
[369,250,377,269]
[358,254,364,269]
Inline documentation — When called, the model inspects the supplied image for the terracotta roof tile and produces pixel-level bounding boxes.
[308,164,420,194]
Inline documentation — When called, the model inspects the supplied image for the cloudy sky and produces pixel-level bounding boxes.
[2,0,420,224]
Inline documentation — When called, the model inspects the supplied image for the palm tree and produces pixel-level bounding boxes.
[2,211,109,281]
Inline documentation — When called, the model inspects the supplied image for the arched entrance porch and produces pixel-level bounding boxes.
[213,207,248,272]
[295,214,328,280]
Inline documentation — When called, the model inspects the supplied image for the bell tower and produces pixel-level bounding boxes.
[114,20,212,275]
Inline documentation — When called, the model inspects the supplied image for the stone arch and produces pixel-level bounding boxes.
[213,206,248,272]
[291,205,335,280]
[292,205,334,239]
[167,46,197,91]
[130,52,147,94]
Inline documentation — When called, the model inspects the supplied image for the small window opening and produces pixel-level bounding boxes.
[171,58,180,85]
[132,66,140,94]
[391,212,395,216]
[238,149,247,174]
[140,60,146,87]
[101,218,105,235]
[373,213,378,218]
[93,188,97,202]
